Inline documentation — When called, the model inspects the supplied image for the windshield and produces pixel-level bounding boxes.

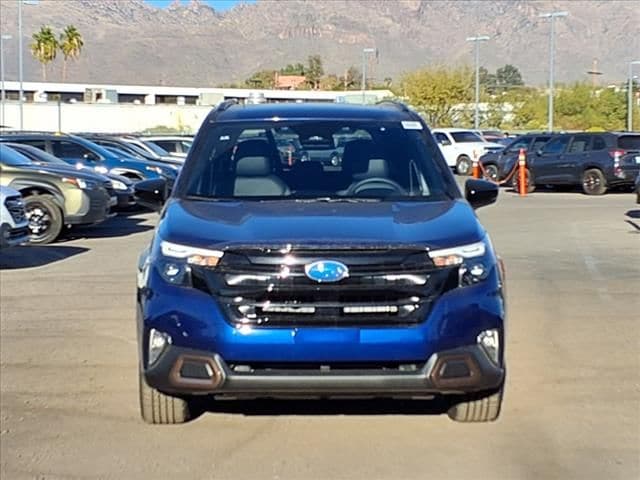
[142,140,170,156]
[0,144,34,166]
[451,131,485,143]
[178,120,455,201]
[9,144,68,165]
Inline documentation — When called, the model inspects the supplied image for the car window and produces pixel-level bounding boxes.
[531,136,551,152]
[139,140,169,156]
[618,135,640,151]
[152,140,176,152]
[180,120,455,201]
[450,131,484,143]
[591,136,607,151]
[568,135,591,153]
[542,136,570,154]
[434,132,450,145]
[506,137,531,152]
[52,140,98,160]
[20,139,47,151]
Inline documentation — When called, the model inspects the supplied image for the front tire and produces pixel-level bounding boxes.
[484,164,499,182]
[456,155,472,176]
[447,388,503,423]
[582,169,607,195]
[23,194,63,244]
[139,371,194,424]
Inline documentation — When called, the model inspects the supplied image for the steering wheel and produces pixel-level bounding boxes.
[346,178,407,196]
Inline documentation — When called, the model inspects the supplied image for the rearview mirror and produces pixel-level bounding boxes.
[465,179,498,209]
[134,178,167,212]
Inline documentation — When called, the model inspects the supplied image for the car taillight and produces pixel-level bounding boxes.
[609,149,626,161]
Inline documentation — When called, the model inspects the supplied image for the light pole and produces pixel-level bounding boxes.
[628,61,640,132]
[361,47,375,104]
[539,11,568,132]
[1,34,12,127]
[18,1,38,130]
[466,35,490,129]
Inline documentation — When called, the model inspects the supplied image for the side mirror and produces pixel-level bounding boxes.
[439,139,451,146]
[134,178,167,212]
[465,179,498,209]
[536,149,543,157]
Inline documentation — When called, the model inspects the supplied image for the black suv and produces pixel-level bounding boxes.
[517,132,640,195]
[480,133,552,183]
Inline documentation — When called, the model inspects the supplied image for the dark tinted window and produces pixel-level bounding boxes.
[543,136,570,154]
[20,139,47,150]
[180,120,455,201]
[506,137,531,152]
[451,131,484,143]
[618,135,640,151]
[568,135,591,153]
[434,132,450,144]
[52,140,96,160]
[591,136,607,151]
[531,136,551,152]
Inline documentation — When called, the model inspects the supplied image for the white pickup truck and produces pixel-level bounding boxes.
[432,128,504,175]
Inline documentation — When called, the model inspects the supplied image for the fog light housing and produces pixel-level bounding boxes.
[477,329,500,365]
[148,328,171,366]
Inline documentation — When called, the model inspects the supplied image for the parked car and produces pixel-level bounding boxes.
[79,134,184,166]
[5,142,136,210]
[432,128,504,175]
[141,136,193,158]
[480,134,552,183]
[0,185,30,248]
[134,101,506,424]
[635,171,640,204]
[515,132,640,195]
[0,144,114,244]
[0,133,179,183]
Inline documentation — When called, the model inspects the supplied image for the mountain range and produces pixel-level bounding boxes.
[0,0,638,87]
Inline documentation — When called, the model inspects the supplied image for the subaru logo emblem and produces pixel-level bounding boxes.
[304,260,349,283]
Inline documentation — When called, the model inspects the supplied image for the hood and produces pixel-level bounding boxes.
[157,199,485,251]
[21,164,110,182]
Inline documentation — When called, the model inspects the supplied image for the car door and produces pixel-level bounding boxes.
[562,135,592,184]
[532,135,571,183]
[433,132,456,167]
[499,136,532,177]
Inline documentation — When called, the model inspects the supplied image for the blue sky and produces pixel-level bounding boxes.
[145,0,255,11]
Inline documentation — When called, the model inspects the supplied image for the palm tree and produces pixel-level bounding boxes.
[59,25,84,82]
[30,26,58,81]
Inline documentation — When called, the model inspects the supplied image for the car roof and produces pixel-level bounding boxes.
[210,102,418,123]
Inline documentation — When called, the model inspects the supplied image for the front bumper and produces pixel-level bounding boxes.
[0,223,30,248]
[66,188,112,225]
[144,344,505,397]
[115,189,136,209]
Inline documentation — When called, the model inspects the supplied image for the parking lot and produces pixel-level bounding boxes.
[1,188,639,480]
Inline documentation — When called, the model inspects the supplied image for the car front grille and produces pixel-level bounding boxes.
[4,196,26,224]
[191,247,458,327]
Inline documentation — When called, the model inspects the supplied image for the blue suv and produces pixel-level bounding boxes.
[135,101,506,424]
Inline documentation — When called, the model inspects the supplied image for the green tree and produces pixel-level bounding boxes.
[30,26,59,81]
[280,63,305,76]
[479,66,497,94]
[244,69,276,89]
[400,66,473,126]
[343,66,361,90]
[59,25,84,82]
[495,64,524,90]
[306,55,324,90]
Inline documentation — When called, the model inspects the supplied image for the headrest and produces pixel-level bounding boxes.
[236,156,271,176]
[342,139,381,175]
[353,158,389,180]
[235,139,272,159]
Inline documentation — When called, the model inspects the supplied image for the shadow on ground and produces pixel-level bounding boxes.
[196,397,451,419]
[0,245,89,269]
[62,213,154,240]
[625,209,640,233]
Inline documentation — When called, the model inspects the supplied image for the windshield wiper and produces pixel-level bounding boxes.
[293,197,381,203]
[184,194,230,202]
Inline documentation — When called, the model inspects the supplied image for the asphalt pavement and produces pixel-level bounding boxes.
[1,187,639,480]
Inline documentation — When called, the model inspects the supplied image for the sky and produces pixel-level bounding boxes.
[144,0,256,11]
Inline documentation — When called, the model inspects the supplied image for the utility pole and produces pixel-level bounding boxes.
[539,11,568,132]
[629,61,640,131]
[361,48,375,104]
[466,35,490,129]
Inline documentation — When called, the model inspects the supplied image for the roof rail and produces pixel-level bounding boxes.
[376,100,411,112]
[216,99,239,112]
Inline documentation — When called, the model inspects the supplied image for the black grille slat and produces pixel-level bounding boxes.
[191,247,457,327]
[4,196,26,224]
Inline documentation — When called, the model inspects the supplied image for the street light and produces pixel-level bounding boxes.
[0,34,12,127]
[628,61,640,131]
[361,48,376,104]
[539,10,568,132]
[466,35,490,129]
[18,0,39,130]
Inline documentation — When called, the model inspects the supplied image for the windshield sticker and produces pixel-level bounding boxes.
[401,121,423,130]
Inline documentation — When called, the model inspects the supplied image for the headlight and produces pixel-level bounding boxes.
[94,166,109,174]
[62,177,96,189]
[157,240,224,285]
[429,240,492,287]
[111,179,128,191]
[146,165,163,175]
